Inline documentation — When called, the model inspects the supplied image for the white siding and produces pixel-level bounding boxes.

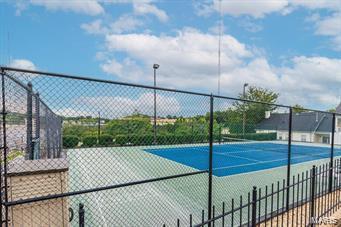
[292,132,314,143]
[335,116,341,145]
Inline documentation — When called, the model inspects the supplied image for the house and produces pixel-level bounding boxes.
[256,102,341,144]
[150,118,177,126]
[63,119,106,126]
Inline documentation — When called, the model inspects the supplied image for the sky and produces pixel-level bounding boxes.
[1,0,341,112]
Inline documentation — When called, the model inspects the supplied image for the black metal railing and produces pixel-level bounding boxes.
[0,66,340,226]
[173,160,341,227]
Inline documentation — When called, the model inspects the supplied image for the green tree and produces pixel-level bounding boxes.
[105,114,152,136]
[234,86,279,126]
[293,104,305,113]
[328,108,336,113]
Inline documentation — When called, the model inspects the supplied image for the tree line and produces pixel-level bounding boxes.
[62,86,280,148]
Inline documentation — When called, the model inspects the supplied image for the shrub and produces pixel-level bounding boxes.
[130,134,153,145]
[98,134,114,146]
[115,135,127,146]
[82,136,98,147]
[114,133,209,146]
[63,135,80,148]
[227,133,276,141]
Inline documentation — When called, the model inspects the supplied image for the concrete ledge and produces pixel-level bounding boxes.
[6,158,70,226]
[7,158,69,176]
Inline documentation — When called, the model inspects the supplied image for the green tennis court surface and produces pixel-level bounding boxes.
[67,143,338,226]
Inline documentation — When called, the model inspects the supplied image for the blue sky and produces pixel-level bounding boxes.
[1,0,341,112]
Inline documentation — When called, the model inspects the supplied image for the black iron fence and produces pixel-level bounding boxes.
[0,66,340,226]
[175,160,341,227]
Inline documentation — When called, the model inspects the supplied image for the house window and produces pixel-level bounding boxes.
[322,136,330,144]
[279,136,282,140]
[301,135,307,142]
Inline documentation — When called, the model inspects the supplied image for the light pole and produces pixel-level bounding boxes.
[243,83,249,136]
[153,64,159,144]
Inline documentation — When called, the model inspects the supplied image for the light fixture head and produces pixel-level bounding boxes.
[153,64,159,69]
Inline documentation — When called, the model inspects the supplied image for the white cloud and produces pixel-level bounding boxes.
[198,0,289,18]
[221,56,341,108]
[55,108,92,118]
[82,14,144,35]
[133,2,168,22]
[277,56,341,106]
[289,0,341,11]
[105,28,251,63]
[9,59,37,70]
[110,14,144,33]
[238,19,263,33]
[63,93,181,118]
[102,28,252,89]
[15,0,104,16]
[299,3,341,51]
[314,13,341,50]
[81,19,108,35]
[197,0,341,18]
[101,59,123,75]
[194,0,215,17]
[97,28,341,109]
[101,58,144,82]
[195,0,341,51]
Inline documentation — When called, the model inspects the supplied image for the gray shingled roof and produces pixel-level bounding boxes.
[256,112,333,133]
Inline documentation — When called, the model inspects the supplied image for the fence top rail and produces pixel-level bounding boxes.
[0,66,212,98]
[1,66,340,115]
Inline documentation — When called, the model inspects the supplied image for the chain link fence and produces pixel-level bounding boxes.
[1,67,340,226]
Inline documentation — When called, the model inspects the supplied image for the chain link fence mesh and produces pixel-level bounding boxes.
[1,68,340,226]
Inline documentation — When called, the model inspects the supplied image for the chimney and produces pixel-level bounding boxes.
[265,111,271,119]
[316,112,319,122]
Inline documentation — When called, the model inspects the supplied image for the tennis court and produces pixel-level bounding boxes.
[66,141,340,226]
[146,141,341,177]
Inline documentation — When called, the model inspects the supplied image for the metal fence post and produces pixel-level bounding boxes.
[191,121,194,143]
[52,116,57,158]
[79,203,85,227]
[251,186,257,227]
[1,71,9,227]
[46,110,51,158]
[329,113,336,193]
[207,94,214,225]
[98,111,101,145]
[35,93,40,159]
[27,82,33,160]
[310,166,316,226]
[286,107,293,211]
[58,116,63,158]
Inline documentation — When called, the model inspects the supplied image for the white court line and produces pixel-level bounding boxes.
[212,157,288,171]
[213,151,331,171]
[213,148,288,155]
[215,147,330,156]
[213,151,260,162]
[78,156,108,227]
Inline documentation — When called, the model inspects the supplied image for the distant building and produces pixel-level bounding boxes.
[150,118,177,126]
[256,102,341,144]
[63,119,106,126]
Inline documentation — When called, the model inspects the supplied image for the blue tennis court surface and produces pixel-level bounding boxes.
[146,143,341,177]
